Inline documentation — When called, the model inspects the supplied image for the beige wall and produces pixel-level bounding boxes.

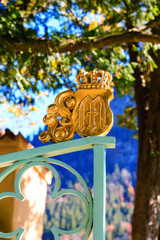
[0,133,52,240]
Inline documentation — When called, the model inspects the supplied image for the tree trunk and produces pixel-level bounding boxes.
[131,47,160,239]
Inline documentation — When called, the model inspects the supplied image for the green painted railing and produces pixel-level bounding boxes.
[0,136,115,240]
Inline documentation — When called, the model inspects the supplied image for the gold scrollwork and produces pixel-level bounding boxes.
[39,91,76,143]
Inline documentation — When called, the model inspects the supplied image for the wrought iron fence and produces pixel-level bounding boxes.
[0,136,115,240]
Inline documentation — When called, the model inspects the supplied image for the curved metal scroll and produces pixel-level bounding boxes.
[0,157,93,240]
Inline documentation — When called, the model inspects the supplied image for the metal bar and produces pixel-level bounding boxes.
[93,144,106,240]
[0,136,115,168]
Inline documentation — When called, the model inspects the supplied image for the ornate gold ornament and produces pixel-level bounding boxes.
[39,70,114,143]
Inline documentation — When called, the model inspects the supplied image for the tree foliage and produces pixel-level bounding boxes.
[0,0,159,107]
[44,165,134,239]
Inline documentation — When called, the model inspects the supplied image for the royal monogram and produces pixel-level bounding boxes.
[39,70,114,143]
[77,96,106,133]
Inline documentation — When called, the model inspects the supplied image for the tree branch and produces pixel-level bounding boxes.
[139,18,160,32]
[3,31,160,54]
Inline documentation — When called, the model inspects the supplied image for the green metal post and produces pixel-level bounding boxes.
[93,144,106,240]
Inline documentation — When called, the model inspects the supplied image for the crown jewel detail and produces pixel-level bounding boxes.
[76,70,112,89]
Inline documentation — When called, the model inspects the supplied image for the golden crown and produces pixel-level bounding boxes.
[76,70,112,89]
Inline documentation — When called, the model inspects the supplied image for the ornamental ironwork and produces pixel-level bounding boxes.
[0,136,115,240]
[39,70,114,143]
[0,69,116,240]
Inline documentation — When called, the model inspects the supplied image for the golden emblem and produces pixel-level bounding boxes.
[39,70,114,143]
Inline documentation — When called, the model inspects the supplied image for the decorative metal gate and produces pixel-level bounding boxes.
[0,70,115,239]
[0,136,115,240]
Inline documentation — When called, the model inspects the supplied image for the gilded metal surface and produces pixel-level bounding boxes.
[39,70,114,143]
